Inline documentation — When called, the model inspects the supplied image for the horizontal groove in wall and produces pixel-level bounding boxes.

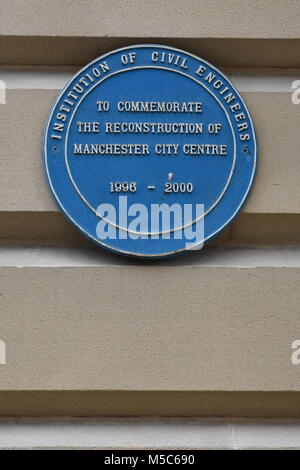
[0,391,300,417]
[1,67,299,92]
[0,245,299,268]
[0,213,299,247]
[1,417,300,449]
[1,37,300,68]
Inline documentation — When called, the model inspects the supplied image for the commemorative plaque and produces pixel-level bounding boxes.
[44,45,257,258]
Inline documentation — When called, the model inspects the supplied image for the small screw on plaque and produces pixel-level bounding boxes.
[168,172,174,181]
[243,146,251,161]
[53,146,60,154]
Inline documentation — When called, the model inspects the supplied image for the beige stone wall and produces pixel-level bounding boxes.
[1,0,299,38]
[0,0,300,416]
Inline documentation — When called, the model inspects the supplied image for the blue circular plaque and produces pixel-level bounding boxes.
[44,45,257,258]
